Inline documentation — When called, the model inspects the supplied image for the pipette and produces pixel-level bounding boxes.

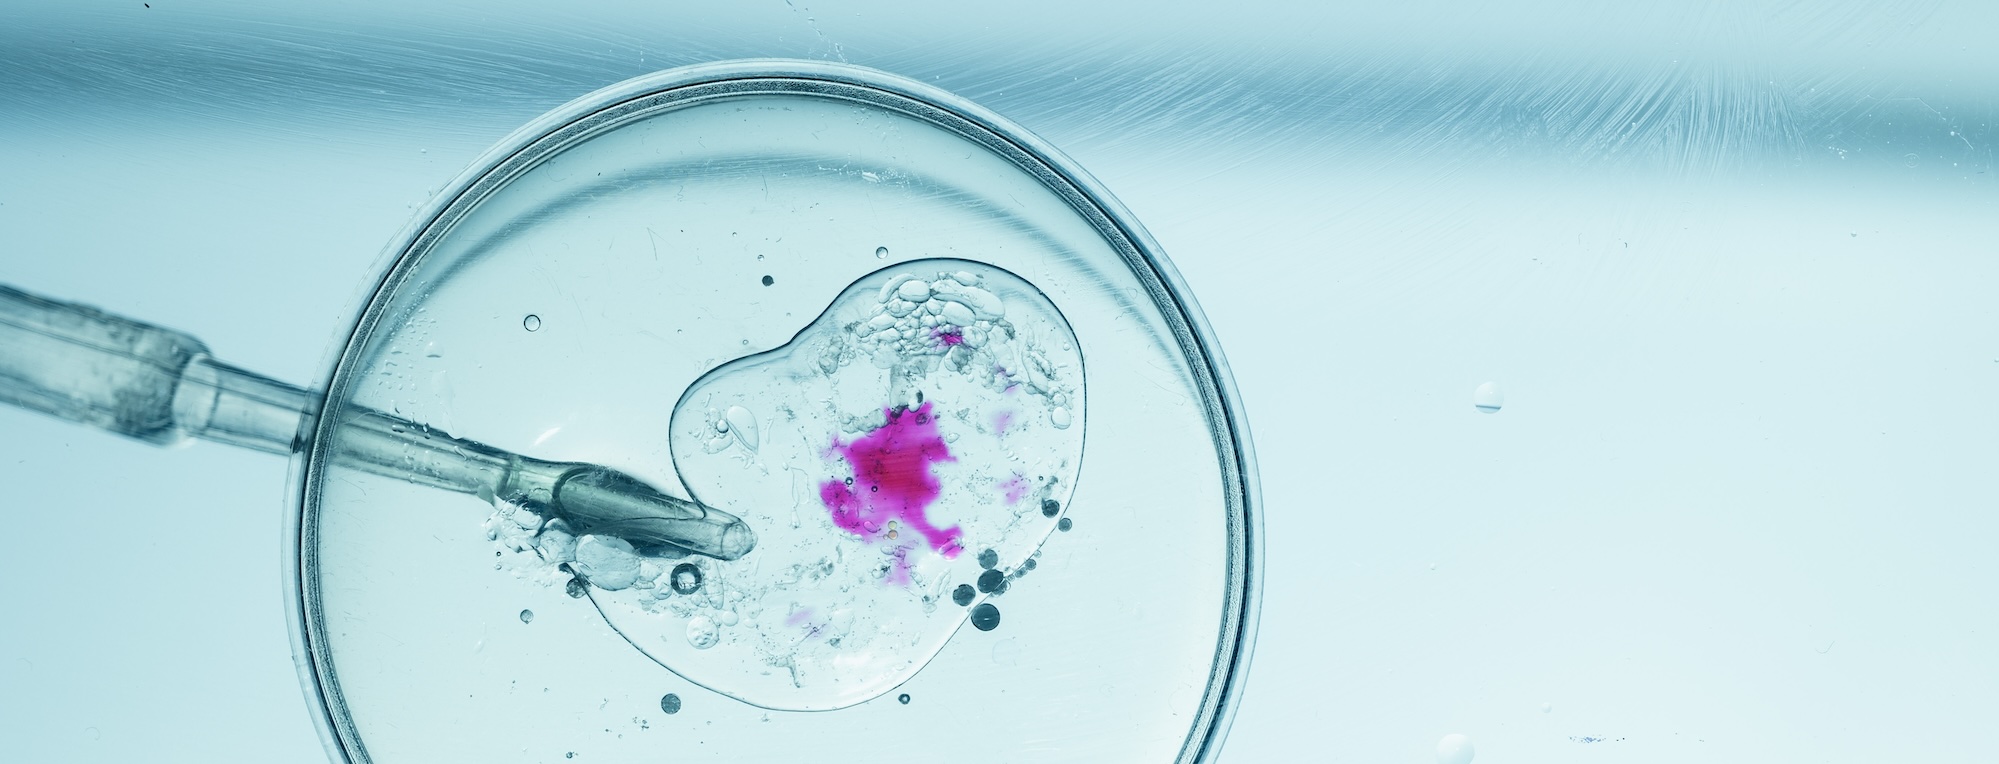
[0,283,755,561]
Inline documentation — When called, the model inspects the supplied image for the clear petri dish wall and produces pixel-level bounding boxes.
[296,63,1256,763]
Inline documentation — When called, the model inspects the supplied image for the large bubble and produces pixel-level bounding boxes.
[498,259,1086,711]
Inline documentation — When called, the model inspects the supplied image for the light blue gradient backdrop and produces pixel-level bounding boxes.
[1,1,1993,761]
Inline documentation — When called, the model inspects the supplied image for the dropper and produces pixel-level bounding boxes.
[0,283,755,561]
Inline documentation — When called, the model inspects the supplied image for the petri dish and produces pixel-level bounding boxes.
[291,60,1259,763]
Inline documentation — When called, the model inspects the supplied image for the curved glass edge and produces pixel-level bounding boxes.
[286,58,1264,764]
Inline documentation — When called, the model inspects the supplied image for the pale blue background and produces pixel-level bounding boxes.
[1,1,1994,761]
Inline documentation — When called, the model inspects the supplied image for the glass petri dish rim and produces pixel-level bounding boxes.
[284,58,1263,764]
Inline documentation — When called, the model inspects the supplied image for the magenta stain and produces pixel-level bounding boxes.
[932,326,965,347]
[999,473,1029,505]
[991,410,1015,437]
[785,608,815,628]
[818,402,963,570]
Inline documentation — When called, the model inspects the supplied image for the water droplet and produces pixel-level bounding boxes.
[1057,517,1073,532]
[952,583,976,606]
[1904,152,1920,167]
[686,616,721,649]
[875,246,889,259]
[897,693,911,704]
[523,314,542,332]
[970,603,1002,631]
[519,609,535,624]
[1473,382,1504,413]
[1436,733,1475,764]
[670,563,704,595]
[659,693,682,714]
[761,275,775,286]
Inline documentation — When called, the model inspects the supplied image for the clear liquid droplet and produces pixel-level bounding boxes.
[519,609,534,624]
[1436,733,1475,764]
[1473,381,1504,413]
[875,246,889,259]
[523,314,542,332]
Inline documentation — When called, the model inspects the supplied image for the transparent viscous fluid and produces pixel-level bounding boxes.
[307,81,1235,763]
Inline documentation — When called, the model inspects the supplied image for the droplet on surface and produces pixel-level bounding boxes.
[1473,382,1504,413]
[1436,733,1475,764]
[970,603,1002,631]
[659,694,682,714]
[897,693,911,704]
[977,548,999,569]
[686,616,721,649]
[1041,498,1060,517]
[523,314,542,332]
[1057,518,1073,532]
[875,246,889,259]
[952,584,976,606]
[519,609,534,624]
[976,568,1007,594]
[1904,152,1920,167]
[565,577,587,598]
[761,275,775,286]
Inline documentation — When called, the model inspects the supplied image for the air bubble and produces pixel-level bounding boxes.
[1057,518,1072,532]
[523,314,542,332]
[1436,733,1475,764]
[762,275,775,286]
[1473,382,1504,413]
[976,568,1007,594]
[875,246,889,259]
[970,603,1001,631]
[519,609,534,624]
[565,577,587,598]
[1904,153,1920,167]
[1041,498,1060,517]
[660,694,682,714]
[897,693,911,704]
[670,563,704,595]
[952,583,976,606]
[977,548,999,569]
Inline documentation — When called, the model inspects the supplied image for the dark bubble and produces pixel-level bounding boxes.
[870,485,879,492]
[565,577,588,598]
[1058,518,1073,532]
[761,275,774,286]
[970,603,1002,631]
[976,568,1008,595]
[977,548,999,570]
[952,584,976,606]
[669,563,704,595]
[1023,557,1037,571]
[844,476,853,486]
[1041,498,1060,517]
[519,609,535,624]
[659,693,682,714]
[897,693,911,705]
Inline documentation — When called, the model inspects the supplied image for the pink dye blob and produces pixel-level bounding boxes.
[998,473,1029,505]
[818,402,964,572]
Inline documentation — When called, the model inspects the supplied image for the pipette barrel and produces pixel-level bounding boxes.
[0,283,754,560]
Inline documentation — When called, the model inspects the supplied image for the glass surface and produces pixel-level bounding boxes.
[300,70,1250,762]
